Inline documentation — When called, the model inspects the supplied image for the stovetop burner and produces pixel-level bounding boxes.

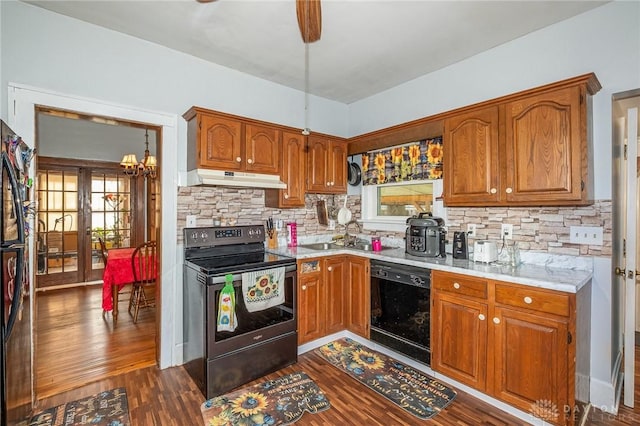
[186,251,295,276]
[184,225,296,276]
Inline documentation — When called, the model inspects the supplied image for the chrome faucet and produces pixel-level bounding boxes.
[344,220,361,246]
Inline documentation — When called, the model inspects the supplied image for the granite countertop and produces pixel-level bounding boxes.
[268,243,593,294]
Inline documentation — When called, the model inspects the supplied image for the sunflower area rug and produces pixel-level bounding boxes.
[29,387,130,426]
[201,372,330,426]
[315,337,457,420]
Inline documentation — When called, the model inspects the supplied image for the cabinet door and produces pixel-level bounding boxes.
[297,272,324,345]
[431,291,488,391]
[245,124,280,174]
[325,257,347,335]
[328,140,348,193]
[504,86,583,203]
[443,106,500,205]
[306,136,329,192]
[198,114,243,170]
[492,306,569,421]
[347,256,370,338]
[281,131,306,207]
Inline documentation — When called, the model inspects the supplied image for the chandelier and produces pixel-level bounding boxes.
[120,128,157,179]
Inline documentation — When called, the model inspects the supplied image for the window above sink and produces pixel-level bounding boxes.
[361,179,446,233]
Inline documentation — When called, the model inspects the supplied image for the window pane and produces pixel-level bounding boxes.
[377,182,433,217]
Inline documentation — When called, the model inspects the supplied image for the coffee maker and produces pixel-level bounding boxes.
[405,213,446,257]
[452,231,468,259]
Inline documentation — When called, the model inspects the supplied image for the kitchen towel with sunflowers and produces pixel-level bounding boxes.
[362,137,443,185]
[242,266,285,312]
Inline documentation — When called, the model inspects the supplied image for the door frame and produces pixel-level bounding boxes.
[612,90,640,409]
[8,83,178,369]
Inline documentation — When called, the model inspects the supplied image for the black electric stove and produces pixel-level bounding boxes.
[183,224,298,398]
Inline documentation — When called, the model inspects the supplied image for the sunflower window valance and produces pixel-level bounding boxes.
[361,137,443,185]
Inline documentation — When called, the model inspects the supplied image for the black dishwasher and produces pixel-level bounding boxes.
[370,260,431,365]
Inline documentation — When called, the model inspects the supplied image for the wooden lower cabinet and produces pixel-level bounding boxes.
[432,291,488,391]
[325,257,348,335]
[432,270,582,426]
[297,255,370,345]
[346,256,370,338]
[297,256,346,345]
[297,258,325,344]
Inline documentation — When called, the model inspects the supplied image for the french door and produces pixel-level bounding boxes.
[36,157,142,288]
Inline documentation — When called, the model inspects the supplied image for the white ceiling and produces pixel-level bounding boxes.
[24,0,607,104]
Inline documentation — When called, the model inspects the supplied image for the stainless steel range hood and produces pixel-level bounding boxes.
[186,169,287,189]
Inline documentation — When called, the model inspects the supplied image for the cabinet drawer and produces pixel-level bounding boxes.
[494,284,570,317]
[433,272,488,300]
[298,259,322,275]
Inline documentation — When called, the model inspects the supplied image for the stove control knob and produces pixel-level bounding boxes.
[191,232,198,240]
[200,231,208,240]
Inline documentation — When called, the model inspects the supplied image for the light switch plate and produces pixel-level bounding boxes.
[569,226,603,245]
[186,215,197,228]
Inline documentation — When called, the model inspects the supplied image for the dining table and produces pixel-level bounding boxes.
[102,247,136,322]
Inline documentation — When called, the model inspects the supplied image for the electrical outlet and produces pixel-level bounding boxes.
[569,226,604,245]
[501,223,513,240]
[467,224,477,238]
[186,215,197,228]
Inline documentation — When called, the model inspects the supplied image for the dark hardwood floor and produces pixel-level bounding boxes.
[34,286,640,425]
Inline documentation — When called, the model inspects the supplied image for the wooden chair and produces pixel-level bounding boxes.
[98,237,108,265]
[128,241,157,323]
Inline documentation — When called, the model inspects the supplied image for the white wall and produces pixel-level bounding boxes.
[348,0,640,410]
[0,0,349,139]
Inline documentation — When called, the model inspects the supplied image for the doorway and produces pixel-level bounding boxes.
[612,90,640,409]
[34,108,159,288]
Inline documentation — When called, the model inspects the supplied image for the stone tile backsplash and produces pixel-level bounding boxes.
[177,186,611,257]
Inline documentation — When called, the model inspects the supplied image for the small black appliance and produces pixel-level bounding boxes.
[452,231,468,259]
[405,213,446,257]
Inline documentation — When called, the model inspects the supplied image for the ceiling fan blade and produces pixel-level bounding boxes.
[296,0,322,43]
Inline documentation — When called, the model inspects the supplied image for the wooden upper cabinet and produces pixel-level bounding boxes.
[443,106,500,205]
[504,86,582,203]
[198,114,243,170]
[184,107,282,175]
[265,131,306,208]
[442,73,600,207]
[244,124,280,174]
[306,135,347,194]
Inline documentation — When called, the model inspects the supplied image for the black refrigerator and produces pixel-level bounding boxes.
[1,120,33,425]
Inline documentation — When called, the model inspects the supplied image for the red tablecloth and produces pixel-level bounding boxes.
[102,247,136,311]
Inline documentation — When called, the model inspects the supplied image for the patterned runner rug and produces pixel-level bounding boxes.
[29,387,130,426]
[201,371,330,426]
[315,337,456,420]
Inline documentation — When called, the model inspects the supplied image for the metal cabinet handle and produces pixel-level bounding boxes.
[490,188,497,194]
[524,296,533,304]
[493,317,501,324]
[247,158,254,164]
[236,157,242,163]
[302,285,307,290]
[478,314,486,321]
[327,266,333,272]
[453,282,460,289]
[284,193,289,199]
[505,187,513,194]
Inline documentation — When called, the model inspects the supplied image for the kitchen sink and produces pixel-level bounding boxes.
[298,242,396,252]
[298,242,341,251]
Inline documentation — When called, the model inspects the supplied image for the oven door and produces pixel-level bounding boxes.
[370,262,431,364]
[206,265,297,358]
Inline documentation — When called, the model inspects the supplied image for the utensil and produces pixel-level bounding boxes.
[337,195,352,225]
[348,161,362,186]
